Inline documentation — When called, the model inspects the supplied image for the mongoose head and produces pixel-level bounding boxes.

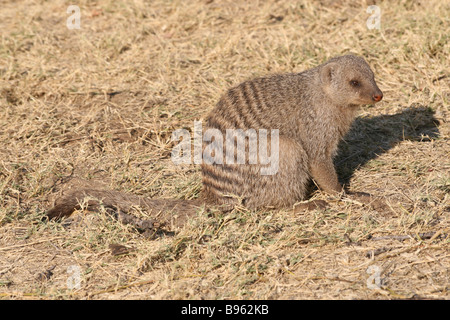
[320,55,383,106]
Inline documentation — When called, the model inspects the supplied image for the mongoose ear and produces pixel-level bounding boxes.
[320,62,337,85]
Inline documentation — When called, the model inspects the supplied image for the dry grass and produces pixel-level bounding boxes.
[0,0,449,300]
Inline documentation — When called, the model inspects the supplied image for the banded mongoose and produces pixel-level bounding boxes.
[46,55,383,230]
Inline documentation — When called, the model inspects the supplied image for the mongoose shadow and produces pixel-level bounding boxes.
[334,105,440,187]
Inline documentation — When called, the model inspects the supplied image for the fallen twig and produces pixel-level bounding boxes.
[365,247,393,258]
[90,279,155,297]
[370,231,447,241]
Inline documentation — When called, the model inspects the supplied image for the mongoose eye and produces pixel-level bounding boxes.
[350,80,360,87]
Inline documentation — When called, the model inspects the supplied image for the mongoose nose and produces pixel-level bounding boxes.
[372,93,383,102]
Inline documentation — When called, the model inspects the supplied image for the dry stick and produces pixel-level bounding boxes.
[284,266,356,285]
[309,276,356,284]
[50,128,143,146]
[366,247,393,258]
[0,280,156,298]
[90,279,155,297]
[376,244,422,260]
[0,237,65,251]
[0,292,44,298]
[370,231,446,241]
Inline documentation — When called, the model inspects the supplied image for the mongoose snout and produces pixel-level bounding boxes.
[372,91,383,102]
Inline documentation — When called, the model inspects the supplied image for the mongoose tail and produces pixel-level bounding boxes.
[46,189,204,229]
